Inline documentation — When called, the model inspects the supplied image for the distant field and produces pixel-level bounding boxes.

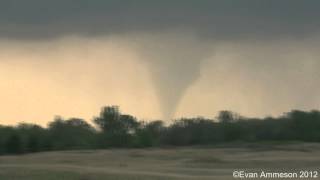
[1,143,320,180]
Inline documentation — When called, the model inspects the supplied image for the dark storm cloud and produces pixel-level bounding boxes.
[1,0,320,39]
[1,0,320,121]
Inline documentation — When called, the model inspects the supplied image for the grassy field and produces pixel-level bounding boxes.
[0,143,320,180]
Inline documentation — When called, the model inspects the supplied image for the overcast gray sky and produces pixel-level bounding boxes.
[1,1,320,125]
[1,0,320,39]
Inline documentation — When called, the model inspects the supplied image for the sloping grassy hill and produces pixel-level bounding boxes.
[1,143,320,180]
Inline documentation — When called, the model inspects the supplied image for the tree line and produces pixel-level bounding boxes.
[1,106,320,155]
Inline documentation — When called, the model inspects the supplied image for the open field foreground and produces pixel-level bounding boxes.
[1,143,320,180]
